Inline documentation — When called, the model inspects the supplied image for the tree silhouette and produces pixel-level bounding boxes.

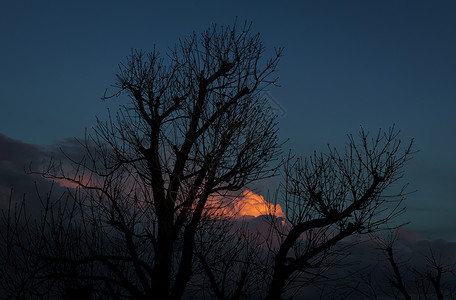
[263,127,413,299]
[189,127,414,299]
[379,233,456,299]
[1,22,282,299]
[1,22,417,300]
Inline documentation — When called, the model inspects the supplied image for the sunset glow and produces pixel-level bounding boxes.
[52,175,99,189]
[51,176,284,220]
[223,190,285,219]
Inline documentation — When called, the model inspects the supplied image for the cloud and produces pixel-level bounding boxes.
[222,190,285,219]
[0,133,76,212]
[309,227,456,299]
[2,133,455,298]
[0,133,46,169]
[0,133,285,219]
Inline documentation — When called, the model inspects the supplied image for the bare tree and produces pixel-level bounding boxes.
[189,127,415,300]
[0,21,420,300]
[0,22,283,299]
[383,235,412,300]
[263,126,414,299]
[193,219,264,300]
[380,233,456,300]
[315,230,456,300]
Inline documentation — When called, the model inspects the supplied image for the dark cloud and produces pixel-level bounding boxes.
[1,133,455,298]
[226,216,456,298]
[0,133,76,212]
[312,228,456,299]
[0,133,46,169]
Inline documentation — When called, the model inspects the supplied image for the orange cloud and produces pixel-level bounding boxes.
[222,190,285,219]
[48,178,285,221]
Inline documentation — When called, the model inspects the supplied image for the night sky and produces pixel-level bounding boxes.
[1,1,455,242]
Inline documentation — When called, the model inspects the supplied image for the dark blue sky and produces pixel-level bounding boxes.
[1,1,455,240]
